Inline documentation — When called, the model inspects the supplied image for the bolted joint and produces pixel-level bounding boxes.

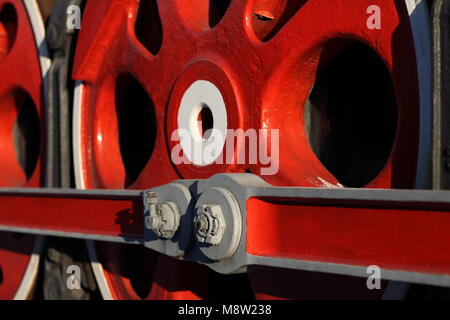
[194,204,226,246]
[193,187,241,261]
[144,191,180,239]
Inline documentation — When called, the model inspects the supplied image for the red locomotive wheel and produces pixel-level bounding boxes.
[73,0,431,299]
[0,0,49,299]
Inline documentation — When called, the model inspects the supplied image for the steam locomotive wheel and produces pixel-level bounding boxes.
[0,0,49,299]
[73,0,431,299]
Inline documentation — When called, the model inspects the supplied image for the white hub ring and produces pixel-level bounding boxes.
[177,80,228,166]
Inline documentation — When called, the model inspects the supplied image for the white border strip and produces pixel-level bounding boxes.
[73,82,113,299]
[13,236,44,300]
[86,240,114,300]
[73,81,86,190]
[23,0,51,102]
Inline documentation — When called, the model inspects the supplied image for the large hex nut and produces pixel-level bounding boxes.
[193,187,242,261]
[194,204,226,245]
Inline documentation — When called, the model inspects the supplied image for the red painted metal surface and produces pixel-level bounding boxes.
[4,189,450,276]
[0,192,143,240]
[72,0,423,299]
[247,197,450,275]
[3,187,450,299]
[0,0,46,299]
[0,0,44,187]
[94,245,209,300]
[73,0,420,190]
[0,233,36,299]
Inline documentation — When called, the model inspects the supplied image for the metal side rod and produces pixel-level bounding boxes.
[0,188,143,244]
[186,174,450,287]
[3,174,450,287]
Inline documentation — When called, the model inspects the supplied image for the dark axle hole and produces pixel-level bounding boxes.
[198,105,214,139]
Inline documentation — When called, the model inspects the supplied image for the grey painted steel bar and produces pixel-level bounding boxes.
[0,188,143,243]
[1,174,450,287]
[185,174,450,287]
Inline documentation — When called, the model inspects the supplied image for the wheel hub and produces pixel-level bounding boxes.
[167,60,241,177]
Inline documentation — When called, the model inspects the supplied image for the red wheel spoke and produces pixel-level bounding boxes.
[0,0,42,101]
[220,0,253,26]
[0,53,40,98]
[0,0,43,187]
[157,0,194,42]
[73,1,132,82]
[255,0,404,75]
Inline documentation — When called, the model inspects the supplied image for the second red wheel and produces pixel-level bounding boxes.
[72,0,431,299]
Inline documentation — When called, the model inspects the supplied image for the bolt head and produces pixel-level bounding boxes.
[145,202,180,239]
[146,191,158,204]
[159,203,179,238]
[195,216,209,233]
[146,215,163,231]
[194,204,226,246]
